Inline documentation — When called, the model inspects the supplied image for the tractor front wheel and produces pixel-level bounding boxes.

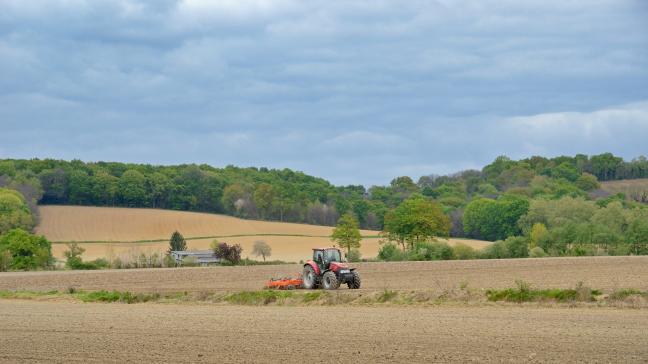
[322,271,340,290]
[347,271,361,289]
[302,265,318,289]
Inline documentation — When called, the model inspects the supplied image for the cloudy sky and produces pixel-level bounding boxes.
[1,0,647,186]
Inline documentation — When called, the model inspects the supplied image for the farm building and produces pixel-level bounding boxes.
[170,250,220,266]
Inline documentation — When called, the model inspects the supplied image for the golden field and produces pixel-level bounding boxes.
[36,206,491,262]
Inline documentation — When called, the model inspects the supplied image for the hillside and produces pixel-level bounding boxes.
[600,179,648,203]
[37,206,490,262]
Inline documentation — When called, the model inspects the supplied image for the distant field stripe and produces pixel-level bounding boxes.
[50,233,382,244]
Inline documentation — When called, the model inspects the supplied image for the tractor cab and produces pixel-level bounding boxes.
[313,248,342,271]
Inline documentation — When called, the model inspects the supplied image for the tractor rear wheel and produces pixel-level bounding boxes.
[322,271,339,290]
[347,271,361,289]
[302,265,318,289]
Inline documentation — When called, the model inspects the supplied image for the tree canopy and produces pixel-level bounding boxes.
[331,213,362,256]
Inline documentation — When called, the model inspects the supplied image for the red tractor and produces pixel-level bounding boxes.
[302,247,361,290]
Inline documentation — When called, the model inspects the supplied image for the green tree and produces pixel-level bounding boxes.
[64,243,85,269]
[0,229,52,270]
[626,214,648,255]
[251,240,272,261]
[383,195,450,250]
[575,173,600,191]
[168,231,187,253]
[331,213,362,256]
[0,188,34,234]
[118,170,147,207]
[529,223,549,248]
[463,196,529,241]
[67,170,93,204]
[254,183,275,219]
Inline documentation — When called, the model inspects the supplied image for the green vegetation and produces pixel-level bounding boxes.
[63,243,109,270]
[1,153,648,266]
[168,231,187,253]
[0,188,35,234]
[1,285,644,306]
[463,195,529,241]
[382,195,450,250]
[0,229,53,271]
[224,290,295,305]
[75,290,161,304]
[485,281,602,303]
[331,213,362,256]
[211,241,243,264]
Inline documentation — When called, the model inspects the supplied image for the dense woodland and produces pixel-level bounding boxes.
[1,153,647,265]
[0,153,647,232]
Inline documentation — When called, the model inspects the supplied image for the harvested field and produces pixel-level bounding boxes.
[37,205,490,261]
[1,256,646,293]
[599,179,648,202]
[1,300,647,363]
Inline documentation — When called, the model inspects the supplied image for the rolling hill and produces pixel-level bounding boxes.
[36,206,491,262]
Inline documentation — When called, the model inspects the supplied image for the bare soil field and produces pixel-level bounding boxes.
[37,206,491,261]
[1,300,647,363]
[1,256,646,293]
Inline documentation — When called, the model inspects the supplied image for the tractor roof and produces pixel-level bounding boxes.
[312,247,339,251]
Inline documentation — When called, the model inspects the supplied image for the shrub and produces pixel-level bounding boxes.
[212,241,243,264]
[529,246,547,258]
[504,236,529,258]
[481,240,509,259]
[346,249,361,262]
[0,229,53,270]
[408,241,454,261]
[378,242,404,261]
[453,243,476,260]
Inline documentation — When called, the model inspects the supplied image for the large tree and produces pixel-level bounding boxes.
[463,196,529,241]
[382,195,450,250]
[331,213,362,256]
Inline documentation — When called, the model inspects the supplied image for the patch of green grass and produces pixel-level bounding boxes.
[0,290,61,299]
[486,281,601,303]
[74,290,160,304]
[609,289,647,300]
[301,291,325,303]
[224,290,294,305]
[376,289,398,303]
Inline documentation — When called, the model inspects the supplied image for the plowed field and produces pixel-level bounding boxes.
[1,256,646,293]
[1,300,647,363]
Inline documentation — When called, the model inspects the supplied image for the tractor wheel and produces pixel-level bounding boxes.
[302,265,318,289]
[322,271,339,290]
[347,271,361,289]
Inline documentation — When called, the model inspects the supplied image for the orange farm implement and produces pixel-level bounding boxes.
[265,275,304,290]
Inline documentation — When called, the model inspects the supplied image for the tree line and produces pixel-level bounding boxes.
[0,152,647,239]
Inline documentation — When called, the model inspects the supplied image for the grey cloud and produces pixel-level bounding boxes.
[0,0,647,186]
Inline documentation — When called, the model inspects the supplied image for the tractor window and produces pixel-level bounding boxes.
[323,249,341,263]
[314,250,323,263]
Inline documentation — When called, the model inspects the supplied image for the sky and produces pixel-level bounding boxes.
[1,0,647,186]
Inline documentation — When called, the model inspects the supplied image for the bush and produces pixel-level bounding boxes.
[0,229,52,270]
[211,241,243,264]
[529,246,547,258]
[408,241,454,261]
[346,249,361,262]
[504,236,529,258]
[481,241,509,259]
[378,242,404,261]
[453,243,476,260]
